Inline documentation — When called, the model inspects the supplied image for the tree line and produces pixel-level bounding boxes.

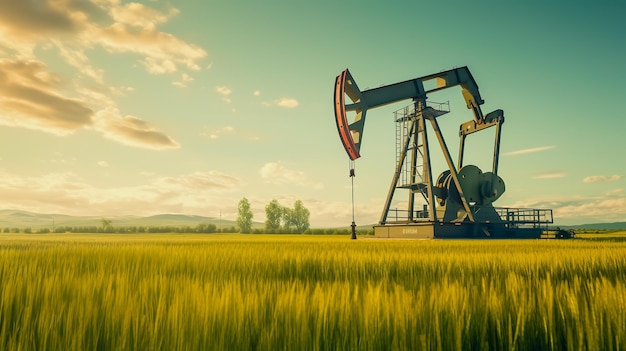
[236,197,312,234]
[0,224,236,234]
[0,225,369,235]
[1,198,373,235]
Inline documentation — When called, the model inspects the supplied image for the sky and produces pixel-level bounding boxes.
[0,0,624,227]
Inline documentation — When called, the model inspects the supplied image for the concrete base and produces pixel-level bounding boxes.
[373,221,544,239]
[374,223,435,239]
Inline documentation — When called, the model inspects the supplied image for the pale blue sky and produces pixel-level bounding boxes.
[0,0,624,226]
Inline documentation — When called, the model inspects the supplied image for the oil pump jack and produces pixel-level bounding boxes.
[334,67,560,238]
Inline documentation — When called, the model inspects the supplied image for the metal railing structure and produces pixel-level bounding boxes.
[385,208,429,223]
[496,207,553,228]
[384,206,553,228]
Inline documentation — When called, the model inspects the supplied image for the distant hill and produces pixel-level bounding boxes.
[558,222,626,231]
[1,209,623,231]
[0,210,258,230]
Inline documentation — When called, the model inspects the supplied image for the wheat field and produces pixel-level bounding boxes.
[1,233,625,350]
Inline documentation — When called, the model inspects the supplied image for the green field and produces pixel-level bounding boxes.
[1,233,625,350]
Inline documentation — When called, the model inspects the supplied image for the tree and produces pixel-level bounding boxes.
[237,197,254,233]
[282,206,293,233]
[288,200,310,234]
[101,218,113,233]
[264,199,283,233]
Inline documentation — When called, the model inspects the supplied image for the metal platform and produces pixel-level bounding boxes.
[374,207,553,239]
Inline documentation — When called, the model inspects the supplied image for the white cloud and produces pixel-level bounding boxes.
[42,154,77,165]
[275,97,298,108]
[555,198,626,223]
[0,59,94,135]
[216,86,232,103]
[109,3,179,30]
[216,86,232,95]
[0,1,83,41]
[583,175,621,183]
[0,169,242,217]
[0,1,207,75]
[505,192,626,225]
[172,72,194,88]
[200,126,235,140]
[533,173,565,179]
[0,56,178,150]
[261,97,299,108]
[97,161,110,167]
[142,56,177,74]
[606,188,624,196]
[93,107,179,150]
[53,40,105,83]
[200,125,261,142]
[94,21,206,73]
[253,90,261,96]
[308,198,380,228]
[0,1,205,149]
[259,161,323,189]
[503,146,555,156]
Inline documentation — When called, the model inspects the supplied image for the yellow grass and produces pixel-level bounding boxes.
[1,234,625,350]
[576,230,626,239]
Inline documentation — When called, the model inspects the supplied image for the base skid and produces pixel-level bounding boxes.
[373,222,545,239]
